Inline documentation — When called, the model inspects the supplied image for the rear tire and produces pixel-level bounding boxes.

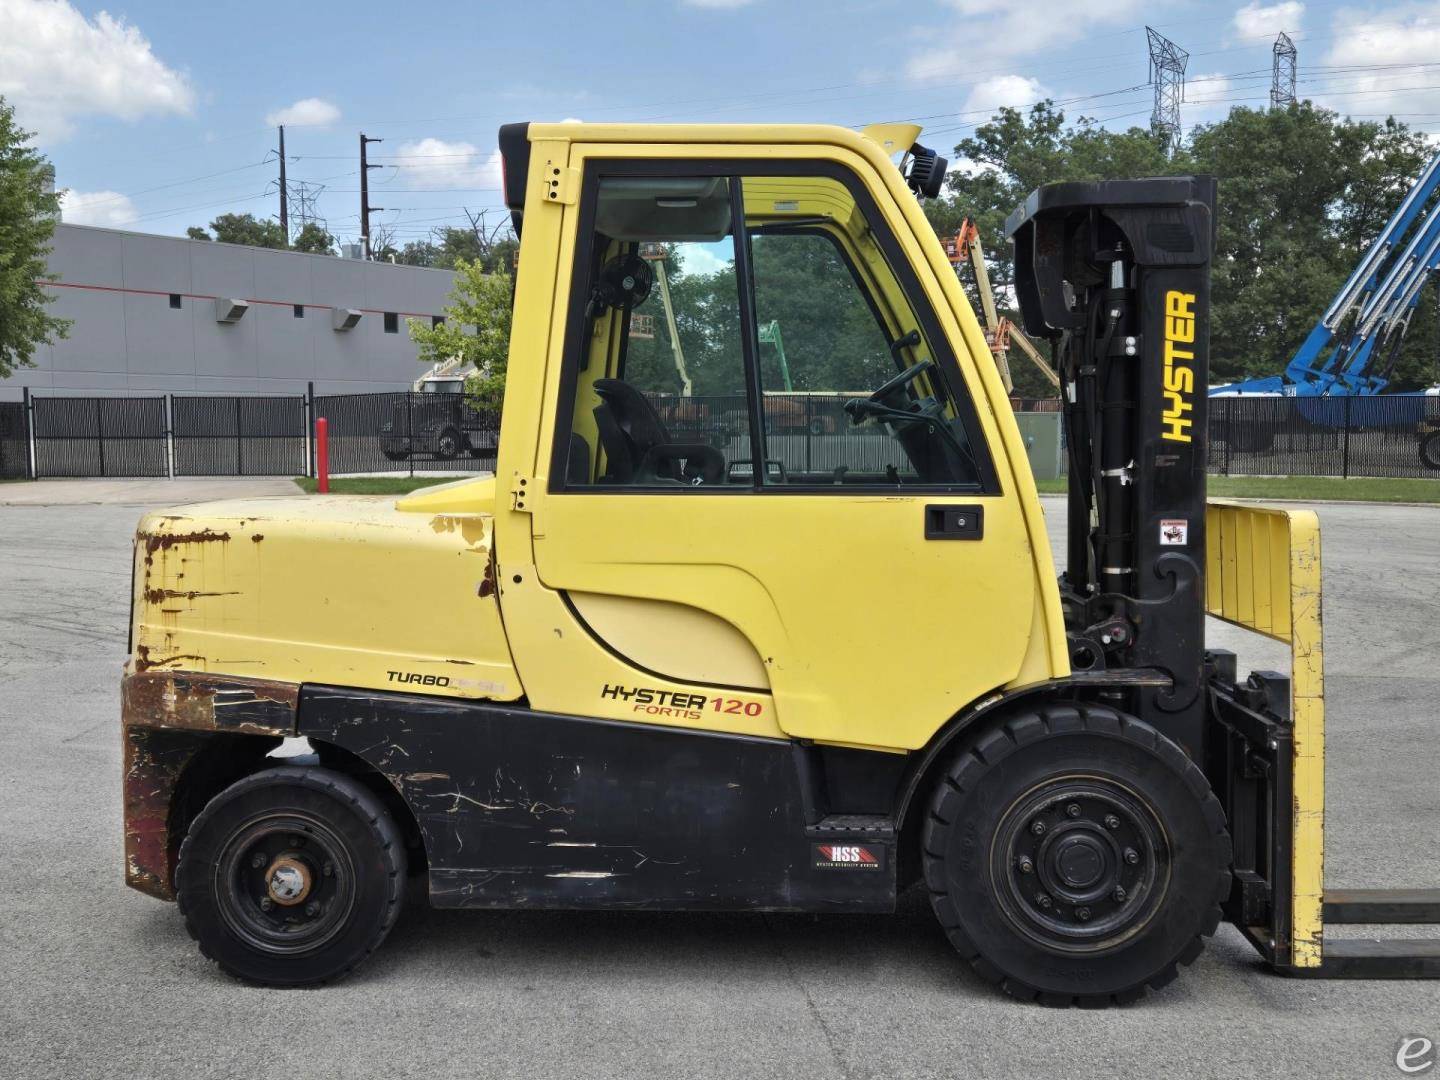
[1420,430,1440,471]
[176,766,406,986]
[922,703,1230,1006]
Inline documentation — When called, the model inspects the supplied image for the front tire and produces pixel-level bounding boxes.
[176,766,406,986]
[435,427,461,459]
[923,703,1230,1006]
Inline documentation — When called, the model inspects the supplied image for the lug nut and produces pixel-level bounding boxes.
[1065,803,1081,818]
[1113,886,1127,902]
[289,835,304,848]
[1076,907,1092,921]
[305,900,320,917]
[1030,819,1047,836]
[1104,815,1121,830]
[1016,855,1034,875]
[1036,893,1053,909]
[1124,847,1140,865]
[251,853,266,869]
[322,862,334,878]
[259,897,273,912]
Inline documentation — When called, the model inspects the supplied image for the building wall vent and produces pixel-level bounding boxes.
[332,307,363,331]
[214,298,249,323]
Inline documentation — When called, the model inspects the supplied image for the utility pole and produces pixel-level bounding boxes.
[1146,27,1189,158]
[360,132,384,259]
[1271,32,1298,109]
[277,125,289,243]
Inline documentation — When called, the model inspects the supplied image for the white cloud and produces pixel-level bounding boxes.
[1320,2,1440,118]
[388,138,503,191]
[909,0,1150,76]
[961,75,1048,117]
[677,242,731,277]
[264,97,341,128]
[1232,1,1304,40]
[60,188,139,227]
[0,0,193,141]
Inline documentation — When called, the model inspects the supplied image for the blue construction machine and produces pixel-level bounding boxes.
[1211,149,1440,458]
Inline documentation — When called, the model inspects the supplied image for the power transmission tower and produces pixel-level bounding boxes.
[1146,27,1189,157]
[1271,32,1297,108]
[286,180,326,234]
[360,133,384,259]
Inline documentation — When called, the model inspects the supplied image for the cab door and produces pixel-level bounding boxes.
[505,142,1053,752]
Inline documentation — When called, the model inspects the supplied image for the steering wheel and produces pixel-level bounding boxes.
[868,358,935,402]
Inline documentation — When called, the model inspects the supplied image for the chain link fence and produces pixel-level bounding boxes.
[3,389,1437,481]
[1208,394,1440,479]
[313,392,500,476]
[172,395,308,477]
[32,396,169,478]
[0,400,29,480]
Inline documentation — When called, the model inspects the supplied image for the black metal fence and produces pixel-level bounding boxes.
[3,389,1437,481]
[33,396,168,478]
[1208,394,1440,479]
[0,400,29,480]
[313,392,500,476]
[173,395,307,477]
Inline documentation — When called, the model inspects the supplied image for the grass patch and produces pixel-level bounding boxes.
[1034,474,1440,503]
[292,476,470,495]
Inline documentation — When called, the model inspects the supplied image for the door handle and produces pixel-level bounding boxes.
[925,504,983,540]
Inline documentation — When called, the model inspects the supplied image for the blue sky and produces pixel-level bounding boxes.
[4,0,1438,246]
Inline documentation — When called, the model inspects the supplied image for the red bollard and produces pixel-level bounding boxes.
[315,416,329,493]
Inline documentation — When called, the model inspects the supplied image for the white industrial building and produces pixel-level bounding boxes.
[0,224,457,400]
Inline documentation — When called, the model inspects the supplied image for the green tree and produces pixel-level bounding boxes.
[1187,105,1432,386]
[290,222,336,255]
[932,99,1439,389]
[187,212,288,248]
[396,240,439,267]
[0,97,68,378]
[409,259,512,408]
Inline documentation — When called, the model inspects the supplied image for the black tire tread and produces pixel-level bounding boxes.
[175,765,406,988]
[922,702,1232,1007]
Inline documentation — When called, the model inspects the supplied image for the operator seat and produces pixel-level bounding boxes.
[592,378,725,485]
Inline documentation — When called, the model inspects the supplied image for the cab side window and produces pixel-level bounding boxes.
[554,165,989,491]
[742,176,981,487]
[561,177,753,487]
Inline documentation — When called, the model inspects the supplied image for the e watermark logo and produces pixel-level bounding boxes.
[1397,1036,1437,1073]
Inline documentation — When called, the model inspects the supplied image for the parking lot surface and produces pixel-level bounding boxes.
[2,490,1438,1079]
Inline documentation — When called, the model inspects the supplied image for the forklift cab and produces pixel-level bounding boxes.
[491,123,1065,753]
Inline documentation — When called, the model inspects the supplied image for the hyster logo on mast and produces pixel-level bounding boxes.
[1162,290,1198,443]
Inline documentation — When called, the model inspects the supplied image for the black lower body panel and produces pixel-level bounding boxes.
[299,686,896,913]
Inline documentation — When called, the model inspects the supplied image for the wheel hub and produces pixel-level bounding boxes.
[994,778,1168,950]
[1052,834,1106,890]
[215,814,355,955]
[265,856,313,906]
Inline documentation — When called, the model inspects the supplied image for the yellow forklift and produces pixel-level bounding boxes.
[120,121,1439,1001]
